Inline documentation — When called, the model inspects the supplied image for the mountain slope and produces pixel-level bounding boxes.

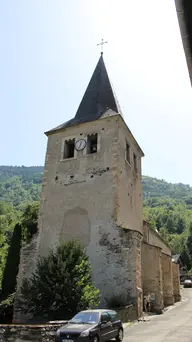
[0,166,43,205]
[142,175,192,204]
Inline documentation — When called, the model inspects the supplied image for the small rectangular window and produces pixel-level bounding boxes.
[133,153,137,172]
[63,139,75,159]
[87,134,98,154]
[126,142,131,163]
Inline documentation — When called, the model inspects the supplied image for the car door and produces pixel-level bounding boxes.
[107,311,119,340]
[100,312,112,341]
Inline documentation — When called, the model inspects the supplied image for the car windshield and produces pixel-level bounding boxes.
[70,312,99,324]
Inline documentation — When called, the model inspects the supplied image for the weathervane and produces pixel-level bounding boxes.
[97,39,108,55]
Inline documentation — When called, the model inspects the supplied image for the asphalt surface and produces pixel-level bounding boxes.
[124,288,192,342]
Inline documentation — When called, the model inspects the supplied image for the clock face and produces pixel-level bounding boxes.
[75,139,86,151]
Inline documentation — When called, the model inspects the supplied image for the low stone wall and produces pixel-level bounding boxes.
[0,305,136,341]
[0,324,63,342]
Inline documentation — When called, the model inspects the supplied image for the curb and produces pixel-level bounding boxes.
[123,322,133,329]
[163,296,188,313]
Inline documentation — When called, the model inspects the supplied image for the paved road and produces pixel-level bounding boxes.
[124,288,192,342]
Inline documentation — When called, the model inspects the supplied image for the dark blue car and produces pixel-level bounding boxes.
[55,309,124,342]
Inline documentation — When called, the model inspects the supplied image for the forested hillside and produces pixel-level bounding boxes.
[0,166,192,291]
[142,176,192,266]
[0,166,43,206]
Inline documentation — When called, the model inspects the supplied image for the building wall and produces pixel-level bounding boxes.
[141,242,164,313]
[149,230,171,256]
[38,116,118,256]
[143,221,171,256]
[162,253,174,306]
[36,115,143,312]
[172,262,181,302]
[13,235,39,323]
[116,118,143,235]
[13,110,180,322]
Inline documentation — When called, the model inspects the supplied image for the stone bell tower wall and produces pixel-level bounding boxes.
[116,117,143,234]
[36,114,143,309]
[36,116,121,306]
[37,116,119,257]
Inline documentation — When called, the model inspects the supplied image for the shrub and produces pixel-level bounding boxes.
[19,240,100,320]
[0,293,15,323]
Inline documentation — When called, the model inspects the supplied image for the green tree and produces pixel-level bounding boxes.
[0,214,11,284]
[186,221,192,260]
[181,250,191,270]
[176,217,186,234]
[189,220,192,235]
[168,234,184,254]
[159,227,169,242]
[19,240,100,320]
[21,202,40,242]
[0,201,13,215]
[166,216,175,234]
[1,223,22,299]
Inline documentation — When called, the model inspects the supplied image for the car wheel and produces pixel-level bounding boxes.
[116,328,123,342]
[93,335,99,342]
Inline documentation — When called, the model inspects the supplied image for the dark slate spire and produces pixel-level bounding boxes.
[46,55,122,134]
[74,54,122,122]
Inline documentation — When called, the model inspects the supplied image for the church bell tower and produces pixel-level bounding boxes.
[37,52,144,311]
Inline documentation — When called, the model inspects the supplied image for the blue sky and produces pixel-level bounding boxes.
[0,0,192,184]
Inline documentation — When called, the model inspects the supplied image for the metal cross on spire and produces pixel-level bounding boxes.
[97,39,108,55]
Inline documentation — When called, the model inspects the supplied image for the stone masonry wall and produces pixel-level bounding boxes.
[135,232,143,318]
[37,116,119,258]
[117,229,143,319]
[148,229,171,256]
[172,262,181,302]
[0,324,62,342]
[141,242,164,313]
[143,221,171,256]
[162,253,174,307]
[14,114,144,322]
[0,303,136,342]
[13,234,39,323]
[13,226,142,323]
[35,115,143,315]
[116,119,143,235]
